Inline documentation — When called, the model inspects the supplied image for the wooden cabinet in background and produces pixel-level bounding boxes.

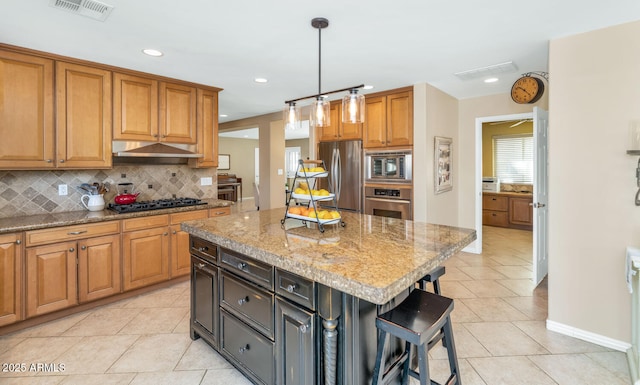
[170,210,209,278]
[0,50,55,169]
[56,61,112,169]
[363,90,413,149]
[190,88,219,168]
[0,233,23,327]
[77,234,121,303]
[318,102,362,142]
[122,215,170,291]
[509,196,534,229]
[113,72,159,142]
[483,193,533,230]
[159,82,197,144]
[482,194,509,228]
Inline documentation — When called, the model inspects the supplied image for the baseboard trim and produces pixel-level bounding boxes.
[546,319,630,352]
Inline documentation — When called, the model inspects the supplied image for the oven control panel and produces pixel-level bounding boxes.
[364,186,411,200]
[373,188,401,197]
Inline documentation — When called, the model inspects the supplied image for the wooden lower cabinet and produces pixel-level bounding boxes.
[483,193,533,230]
[78,234,121,303]
[509,197,534,229]
[170,209,209,277]
[0,233,23,327]
[26,241,78,318]
[122,226,170,291]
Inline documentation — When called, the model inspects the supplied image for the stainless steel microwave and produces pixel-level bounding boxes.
[364,149,412,183]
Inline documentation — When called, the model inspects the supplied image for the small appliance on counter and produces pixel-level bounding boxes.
[482,177,500,192]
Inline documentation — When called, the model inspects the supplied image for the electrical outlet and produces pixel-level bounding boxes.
[201,177,213,186]
[58,184,68,196]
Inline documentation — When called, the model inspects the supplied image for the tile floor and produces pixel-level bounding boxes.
[0,209,631,384]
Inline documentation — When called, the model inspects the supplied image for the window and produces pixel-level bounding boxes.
[493,134,533,183]
[285,147,301,178]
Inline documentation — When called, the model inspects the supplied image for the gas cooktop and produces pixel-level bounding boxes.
[108,197,208,213]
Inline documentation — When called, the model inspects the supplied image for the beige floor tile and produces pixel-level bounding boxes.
[440,281,478,299]
[173,311,191,334]
[54,334,139,374]
[514,320,610,354]
[430,323,490,359]
[463,322,549,356]
[58,373,136,384]
[491,265,532,279]
[7,311,92,338]
[459,266,507,280]
[502,296,548,320]
[124,292,182,309]
[108,333,191,373]
[118,307,188,335]
[459,280,518,298]
[200,368,254,385]
[0,377,65,384]
[171,293,191,308]
[175,339,233,371]
[496,279,537,297]
[438,267,473,281]
[450,300,483,323]
[61,307,142,337]
[529,353,628,385]
[0,335,26,354]
[129,370,205,385]
[0,336,83,377]
[586,351,632,383]
[467,356,557,385]
[460,297,529,322]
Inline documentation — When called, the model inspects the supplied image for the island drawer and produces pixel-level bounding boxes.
[220,271,274,339]
[220,247,273,290]
[190,236,218,264]
[221,309,275,385]
[275,269,316,311]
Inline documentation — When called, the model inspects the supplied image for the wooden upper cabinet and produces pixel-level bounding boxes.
[363,90,413,149]
[160,82,197,144]
[0,50,55,168]
[113,72,159,141]
[190,88,218,168]
[56,62,112,168]
[318,102,362,142]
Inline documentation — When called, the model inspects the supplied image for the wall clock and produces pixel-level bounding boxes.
[510,75,545,104]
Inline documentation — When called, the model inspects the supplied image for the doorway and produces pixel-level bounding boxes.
[473,109,549,284]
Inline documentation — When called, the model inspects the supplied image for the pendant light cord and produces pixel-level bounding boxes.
[318,25,322,96]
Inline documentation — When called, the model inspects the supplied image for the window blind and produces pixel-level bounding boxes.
[493,134,533,183]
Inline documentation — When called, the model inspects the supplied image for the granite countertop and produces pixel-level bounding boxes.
[484,191,533,197]
[0,198,232,234]
[182,209,476,305]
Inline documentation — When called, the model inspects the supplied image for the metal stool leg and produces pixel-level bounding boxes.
[372,330,388,385]
[417,342,429,385]
[443,317,461,385]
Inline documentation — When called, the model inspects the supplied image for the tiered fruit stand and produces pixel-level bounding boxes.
[281,159,345,232]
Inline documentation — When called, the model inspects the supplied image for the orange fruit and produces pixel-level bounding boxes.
[289,207,301,215]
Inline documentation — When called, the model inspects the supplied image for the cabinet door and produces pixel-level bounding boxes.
[77,234,121,303]
[56,62,112,168]
[171,224,193,277]
[113,72,158,141]
[26,241,77,318]
[0,233,23,327]
[276,298,316,385]
[509,197,533,226]
[190,88,218,168]
[386,91,413,147]
[363,96,387,148]
[159,82,197,144]
[0,50,55,169]
[122,227,169,291]
[191,255,219,346]
[318,103,341,141]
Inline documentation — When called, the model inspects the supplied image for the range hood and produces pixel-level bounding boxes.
[112,141,202,158]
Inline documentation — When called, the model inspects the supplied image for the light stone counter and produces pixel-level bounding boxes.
[182,208,476,305]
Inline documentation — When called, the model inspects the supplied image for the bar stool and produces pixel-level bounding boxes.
[418,265,445,294]
[372,289,460,385]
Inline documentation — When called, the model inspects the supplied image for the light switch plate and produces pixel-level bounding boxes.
[277,169,284,175]
[201,177,213,186]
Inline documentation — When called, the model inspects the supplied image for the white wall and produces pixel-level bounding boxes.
[548,20,640,345]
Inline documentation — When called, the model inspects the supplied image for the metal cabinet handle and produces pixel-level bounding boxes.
[161,135,166,138]
[59,159,65,163]
[198,246,208,252]
[164,232,169,236]
[15,240,21,245]
[238,344,250,354]
[237,296,249,306]
[198,263,206,269]
[81,245,87,250]
[300,324,309,333]
[286,283,297,293]
[172,230,177,234]
[213,211,226,216]
[69,247,75,252]
[67,230,87,235]
[153,134,159,138]
[46,159,52,163]
[237,262,247,270]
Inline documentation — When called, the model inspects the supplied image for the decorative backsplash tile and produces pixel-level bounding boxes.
[0,165,216,218]
[501,183,533,193]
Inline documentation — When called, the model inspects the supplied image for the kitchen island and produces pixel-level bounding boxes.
[182,208,475,385]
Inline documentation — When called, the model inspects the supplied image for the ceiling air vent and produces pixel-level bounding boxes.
[454,61,518,81]
[49,0,114,22]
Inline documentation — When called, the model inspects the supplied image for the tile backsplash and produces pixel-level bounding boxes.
[500,183,533,193]
[0,165,216,218]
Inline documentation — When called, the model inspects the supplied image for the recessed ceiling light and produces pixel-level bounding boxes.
[254,78,268,83]
[142,48,163,57]
[484,77,499,83]
[363,85,374,90]
[219,114,228,118]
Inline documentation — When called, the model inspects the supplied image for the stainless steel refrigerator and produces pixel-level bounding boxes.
[317,140,363,212]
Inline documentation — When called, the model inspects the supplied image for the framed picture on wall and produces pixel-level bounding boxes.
[218,154,230,170]
[434,136,452,194]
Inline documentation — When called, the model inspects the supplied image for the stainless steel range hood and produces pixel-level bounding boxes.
[113,141,203,158]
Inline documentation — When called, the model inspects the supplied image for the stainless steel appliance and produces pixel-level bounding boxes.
[317,140,363,212]
[364,185,412,220]
[107,197,207,213]
[364,149,412,183]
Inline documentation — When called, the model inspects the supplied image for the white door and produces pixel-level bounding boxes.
[533,107,549,285]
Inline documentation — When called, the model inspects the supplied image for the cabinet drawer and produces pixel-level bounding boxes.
[190,236,218,264]
[221,272,274,339]
[483,195,508,211]
[482,210,509,227]
[170,209,209,224]
[209,206,231,217]
[220,248,273,290]
[122,215,169,232]
[25,221,120,246]
[275,269,316,310]
[221,309,275,385]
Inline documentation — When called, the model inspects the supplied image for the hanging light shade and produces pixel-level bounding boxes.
[310,96,331,128]
[283,102,301,131]
[342,88,365,124]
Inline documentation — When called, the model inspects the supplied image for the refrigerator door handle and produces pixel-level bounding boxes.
[335,148,342,200]
[331,148,337,192]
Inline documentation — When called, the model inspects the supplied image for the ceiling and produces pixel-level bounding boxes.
[2,1,639,125]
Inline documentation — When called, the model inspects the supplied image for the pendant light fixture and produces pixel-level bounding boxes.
[284,17,365,130]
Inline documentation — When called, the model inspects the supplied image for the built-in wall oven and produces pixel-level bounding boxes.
[364,149,412,184]
[364,185,412,220]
